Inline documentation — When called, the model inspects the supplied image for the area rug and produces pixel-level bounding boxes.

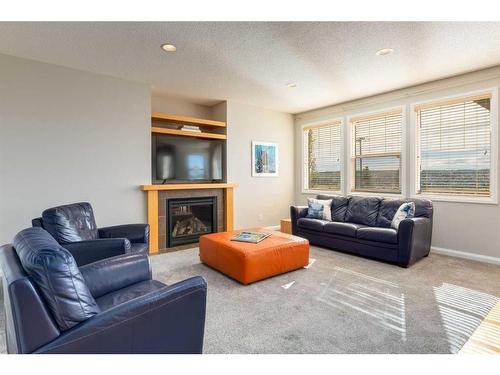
[1,246,499,354]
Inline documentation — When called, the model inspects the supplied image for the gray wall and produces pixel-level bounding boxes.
[226,101,294,229]
[294,67,500,261]
[0,54,151,244]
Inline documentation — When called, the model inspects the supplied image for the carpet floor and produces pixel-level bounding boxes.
[1,246,499,354]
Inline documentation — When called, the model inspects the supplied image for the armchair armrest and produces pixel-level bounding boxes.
[397,217,433,267]
[98,224,149,244]
[290,205,308,235]
[63,238,131,267]
[35,276,208,354]
[80,253,151,298]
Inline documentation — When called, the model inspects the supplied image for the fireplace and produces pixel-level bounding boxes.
[167,196,217,247]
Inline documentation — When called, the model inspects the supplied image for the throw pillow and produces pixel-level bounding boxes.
[391,202,415,230]
[306,198,332,221]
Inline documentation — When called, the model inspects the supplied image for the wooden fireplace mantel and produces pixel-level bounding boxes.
[141,183,238,254]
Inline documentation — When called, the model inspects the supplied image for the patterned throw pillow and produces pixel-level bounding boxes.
[306,198,332,221]
[391,202,415,230]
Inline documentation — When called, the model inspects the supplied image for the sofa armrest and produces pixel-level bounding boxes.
[34,276,208,354]
[397,217,432,267]
[63,238,132,267]
[80,253,152,298]
[290,205,308,235]
[98,224,149,244]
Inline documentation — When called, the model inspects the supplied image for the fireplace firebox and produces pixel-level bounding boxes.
[167,196,217,247]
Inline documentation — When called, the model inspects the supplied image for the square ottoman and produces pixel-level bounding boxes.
[199,228,309,285]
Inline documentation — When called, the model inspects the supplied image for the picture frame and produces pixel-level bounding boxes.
[252,141,279,177]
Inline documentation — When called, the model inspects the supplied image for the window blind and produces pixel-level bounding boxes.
[416,94,491,196]
[351,110,402,193]
[304,122,342,191]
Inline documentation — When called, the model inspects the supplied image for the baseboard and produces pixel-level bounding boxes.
[264,225,280,231]
[431,246,500,266]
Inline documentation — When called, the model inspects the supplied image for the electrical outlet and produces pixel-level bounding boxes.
[258,213,264,221]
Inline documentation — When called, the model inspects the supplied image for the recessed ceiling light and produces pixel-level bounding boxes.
[376,48,394,56]
[286,82,297,88]
[161,43,177,52]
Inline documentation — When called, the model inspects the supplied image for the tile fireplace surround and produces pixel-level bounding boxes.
[141,183,237,253]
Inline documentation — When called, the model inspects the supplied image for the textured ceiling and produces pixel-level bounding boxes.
[1,22,500,114]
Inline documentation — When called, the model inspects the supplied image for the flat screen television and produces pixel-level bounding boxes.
[152,134,225,183]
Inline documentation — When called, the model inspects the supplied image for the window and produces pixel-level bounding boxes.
[303,121,342,191]
[415,93,492,198]
[350,110,403,193]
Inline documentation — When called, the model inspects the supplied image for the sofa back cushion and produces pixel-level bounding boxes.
[377,198,433,227]
[376,199,407,227]
[42,202,98,243]
[317,194,350,222]
[13,227,100,331]
[345,196,381,226]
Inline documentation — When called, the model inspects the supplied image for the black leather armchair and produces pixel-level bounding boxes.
[32,202,149,266]
[0,227,207,354]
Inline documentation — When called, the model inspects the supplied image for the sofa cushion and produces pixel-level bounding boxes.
[96,280,166,312]
[13,227,100,331]
[376,199,407,228]
[42,202,98,244]
[356,227,398,244]
[323,222,366,237]
[297,218,328,231]
[345,196,382,226]
[317,194,350,222]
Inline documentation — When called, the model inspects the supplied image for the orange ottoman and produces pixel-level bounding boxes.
[199,229,309,285]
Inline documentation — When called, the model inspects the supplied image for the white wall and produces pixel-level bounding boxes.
[294,66,500,261]
[152,96,214,119]
[0,54,151,244]
[226,101,294,229]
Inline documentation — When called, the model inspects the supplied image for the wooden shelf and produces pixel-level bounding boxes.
[151,112,226,128]
[141,182,238,191]
[151,127,227,140]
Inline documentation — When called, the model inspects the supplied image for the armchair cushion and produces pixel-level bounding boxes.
[98,224,149,244]
[80,253,151,299]
[13,227,100,331]
[42,202,98,243]
[63,238,131,266]
[96,280,165,311]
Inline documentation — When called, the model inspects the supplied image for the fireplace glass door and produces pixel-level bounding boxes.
[167,196,217,247]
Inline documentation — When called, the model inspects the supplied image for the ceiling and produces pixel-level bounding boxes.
[1,22,500,114]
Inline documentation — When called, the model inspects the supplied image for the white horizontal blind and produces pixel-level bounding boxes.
[416,94,491,196]
[304,122,342,191]
[351,111,402,193]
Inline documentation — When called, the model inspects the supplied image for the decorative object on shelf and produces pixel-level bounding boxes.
[181,125,202,133]
[252,141,278,177]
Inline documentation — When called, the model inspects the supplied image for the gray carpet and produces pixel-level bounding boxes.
[1,246,499,354]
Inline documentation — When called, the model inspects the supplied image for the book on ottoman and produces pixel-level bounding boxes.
[231,231,271,243]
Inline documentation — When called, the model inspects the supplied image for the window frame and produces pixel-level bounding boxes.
[347,106,406,198]
[410,88,498,205]
[301,119,344,194]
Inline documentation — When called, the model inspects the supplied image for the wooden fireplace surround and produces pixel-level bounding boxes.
[141,183,237,254]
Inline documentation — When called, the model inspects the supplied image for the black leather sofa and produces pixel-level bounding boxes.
[291,195,433,267]
[0,227,207,354]
[32,202,149,266]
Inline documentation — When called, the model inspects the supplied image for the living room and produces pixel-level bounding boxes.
[1,1,499,373]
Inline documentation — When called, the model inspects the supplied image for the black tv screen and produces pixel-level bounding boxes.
[152,134,224,183]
